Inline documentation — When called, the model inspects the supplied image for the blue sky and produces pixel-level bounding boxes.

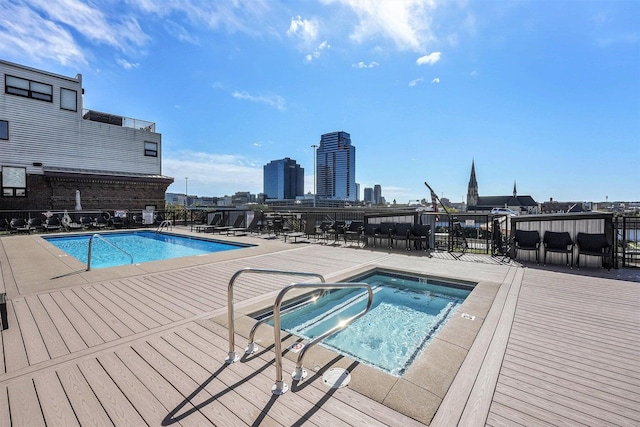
[1,0,638,203]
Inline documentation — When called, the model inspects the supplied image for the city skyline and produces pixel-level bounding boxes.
[1,1,637,203]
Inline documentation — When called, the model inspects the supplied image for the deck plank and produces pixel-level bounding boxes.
[114,346,217,427]
[38,293,88,353]
[11,297,50,365]
[80,286,146,334]
[0,385,10,427]
[33,371,80,427]
[25,295,69,359]
[57,364,114,426]
[1,300,29,372]
[112,278,187,322]
[97,352,172,426]
[7,379,46,427]
[77,358,147,426]
[61,288,120,343]
[104,280,174,326]
[50,291,104,348]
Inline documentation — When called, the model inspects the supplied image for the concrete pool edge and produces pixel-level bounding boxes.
[213,266,502,425]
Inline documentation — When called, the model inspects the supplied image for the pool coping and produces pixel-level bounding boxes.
[211,265,502,425]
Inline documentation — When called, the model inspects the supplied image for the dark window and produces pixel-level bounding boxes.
[144,141,158,157]
[2,166,26,197]
[5,75,53,102]
[60,88,77,111]
[0,120,7,140]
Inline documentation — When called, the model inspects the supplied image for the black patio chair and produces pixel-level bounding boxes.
[543,231,574,267]
[362,223,378,247]
[513,229,541,264]
[390,223,412,250]
[9,218,30,234]
[408,223,431,251]
[374,222,396,248]
[576,232,612,271]
[344,221,365,246]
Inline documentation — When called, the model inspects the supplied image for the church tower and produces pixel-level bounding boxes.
[467,160,479,207]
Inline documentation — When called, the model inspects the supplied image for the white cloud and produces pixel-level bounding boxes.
[164,151,264,196]
[416,51,441,65]
[304,40,331,62]
[25,0,150,51]
[322,0,437,51]
[432,77,440,83]
[232,91,286,110]
[116,58,139,70]
[287,16,319,44]
[353,61,380,68]
[409,77,424,87]
[0,2,86,66]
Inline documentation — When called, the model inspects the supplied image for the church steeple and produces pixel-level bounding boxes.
[467,160,479,207]
[513,180,517,198]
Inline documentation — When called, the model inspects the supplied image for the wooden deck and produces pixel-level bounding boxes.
[1,230,639,426]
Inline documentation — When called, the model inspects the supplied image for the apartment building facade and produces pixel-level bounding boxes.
[0,59,173,212]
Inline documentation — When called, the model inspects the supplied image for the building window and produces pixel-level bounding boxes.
[60,88,77,111]
[144,141,158,157]
[0,120,7,140]
[2,166,26,197]
[5,75,53,102]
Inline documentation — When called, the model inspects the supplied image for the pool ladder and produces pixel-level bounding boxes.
[86,234,133,271]
[226,267,373,395]
[155,220,173,233]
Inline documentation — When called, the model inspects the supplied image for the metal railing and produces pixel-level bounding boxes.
[155,220,173,233]
[86,234,133,271]
[271,282,373,395]
[225,268,325,364]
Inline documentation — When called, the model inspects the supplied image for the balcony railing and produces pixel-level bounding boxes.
[82,109,156,132]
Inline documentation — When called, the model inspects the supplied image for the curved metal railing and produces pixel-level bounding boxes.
[225,268,325,363]
[86,234,133,271]
[155,220,173,233]
[271,282,373,395]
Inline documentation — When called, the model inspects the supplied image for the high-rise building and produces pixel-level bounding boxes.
[363,187,374,204]
[316,131,356,201]
[263,158,304,199]
[373,184,382,205]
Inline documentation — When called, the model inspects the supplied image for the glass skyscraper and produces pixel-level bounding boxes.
[316,131,356,201]
[263,157,304,199]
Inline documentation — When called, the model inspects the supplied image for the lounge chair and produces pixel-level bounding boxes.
[9,218,30,234]
[92,216,109,229]
[227,215,259,236]
[43,216,62,232]
[111,216,125,229]
[408,224,431,251]
[390,223,412,250]
[576,232,612,270]
[213,216,244,234]
[27,217,45,233]
[79,216,93,229]
[193,213,222,233]
[132,214,144,227]
[543,231,574,267]
[513,229,540,264]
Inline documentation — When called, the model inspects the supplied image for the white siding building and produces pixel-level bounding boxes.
[0,59,173,212]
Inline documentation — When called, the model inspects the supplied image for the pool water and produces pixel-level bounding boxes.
[272,272,472,376]
[44,231,249,268]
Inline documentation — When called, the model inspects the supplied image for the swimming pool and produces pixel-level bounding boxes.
[43,231,251,268]
[267,270,473,376]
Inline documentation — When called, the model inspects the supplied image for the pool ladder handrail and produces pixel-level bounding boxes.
[86,233,134,271]
[272,282,373,395]
[225,268,326,364]
[155,220,173,233]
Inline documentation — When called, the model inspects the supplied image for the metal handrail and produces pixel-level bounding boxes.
[225,268,325,364]
[271,282,373,395]
[86,234,134,271]
[155,220,173,233]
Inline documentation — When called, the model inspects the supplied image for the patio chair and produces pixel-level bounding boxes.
[362,223,379,247]
[576,232,612,271]
[344,221,365,246]
[27,217,45,233]
[9,218,30,234]
[513,229,541,264]
[132,214,144,227]
[374,222,396,248]
[408,223,431,251]
[543,231,574,267]
[491,219,509,258]
[79,216,93,229]
[92,216,109,229]
[326,221,346,243]
[43,216,62,232]
[390,223,412,250]
[213,216,244,234]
